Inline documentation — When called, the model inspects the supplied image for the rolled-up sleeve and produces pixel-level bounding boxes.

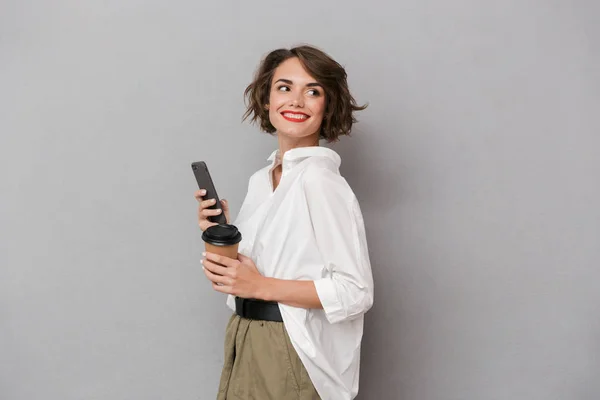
[304,170,374,324]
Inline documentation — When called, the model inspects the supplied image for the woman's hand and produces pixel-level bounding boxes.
[194,189,230,231]
[201,252,265,299]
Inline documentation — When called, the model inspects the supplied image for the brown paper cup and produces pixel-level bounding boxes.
[205,242,239,260]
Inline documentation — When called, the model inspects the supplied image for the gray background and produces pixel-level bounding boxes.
[1,1,598,399]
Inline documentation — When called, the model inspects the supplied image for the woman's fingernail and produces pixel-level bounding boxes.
[216,209,222,213]
[200,189,206,195]
[202,252,206,256]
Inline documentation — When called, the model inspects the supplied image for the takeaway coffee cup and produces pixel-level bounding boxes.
[202,224,242,259]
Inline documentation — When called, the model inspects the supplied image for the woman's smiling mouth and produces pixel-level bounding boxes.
[281,111,310,122]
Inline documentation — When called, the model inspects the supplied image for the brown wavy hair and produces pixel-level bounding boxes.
[243,45,367,143]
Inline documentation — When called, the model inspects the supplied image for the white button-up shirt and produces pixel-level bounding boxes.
[226,146,374,400]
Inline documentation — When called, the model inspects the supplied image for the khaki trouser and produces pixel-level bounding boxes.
[217,313,321,400]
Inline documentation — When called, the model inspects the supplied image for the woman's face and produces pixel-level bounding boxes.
[268,57,326,141]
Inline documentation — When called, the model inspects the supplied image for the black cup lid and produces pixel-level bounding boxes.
[202,224,242,246]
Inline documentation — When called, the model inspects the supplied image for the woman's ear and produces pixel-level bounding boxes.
[264,104,269,110]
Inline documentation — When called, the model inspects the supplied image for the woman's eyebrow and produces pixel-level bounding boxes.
[274,78,322,87]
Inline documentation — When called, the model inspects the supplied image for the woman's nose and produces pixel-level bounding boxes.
[290,94,303,107]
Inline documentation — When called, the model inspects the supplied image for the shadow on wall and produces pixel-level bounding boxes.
[332,125,406,212]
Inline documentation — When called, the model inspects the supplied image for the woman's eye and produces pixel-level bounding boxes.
[277,85,290,92]
[308,89,321,96]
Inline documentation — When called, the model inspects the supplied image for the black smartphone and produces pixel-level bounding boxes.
[191,161,227,225]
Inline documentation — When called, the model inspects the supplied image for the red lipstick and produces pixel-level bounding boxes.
[281,110,310,123]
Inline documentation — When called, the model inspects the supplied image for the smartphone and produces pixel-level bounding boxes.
[191,161,227,225]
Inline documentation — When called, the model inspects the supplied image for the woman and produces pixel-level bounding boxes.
[194,45,374,400]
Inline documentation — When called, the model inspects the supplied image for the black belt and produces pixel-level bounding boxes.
[235,297,283,322]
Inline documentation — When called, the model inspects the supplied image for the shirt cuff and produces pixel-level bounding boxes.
[314,277,346,324]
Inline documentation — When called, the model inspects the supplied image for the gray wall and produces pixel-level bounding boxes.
[1,1,598,399]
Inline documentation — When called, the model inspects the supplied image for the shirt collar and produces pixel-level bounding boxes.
[267,146,341,170]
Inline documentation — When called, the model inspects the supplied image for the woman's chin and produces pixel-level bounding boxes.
[276,127,319,141]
